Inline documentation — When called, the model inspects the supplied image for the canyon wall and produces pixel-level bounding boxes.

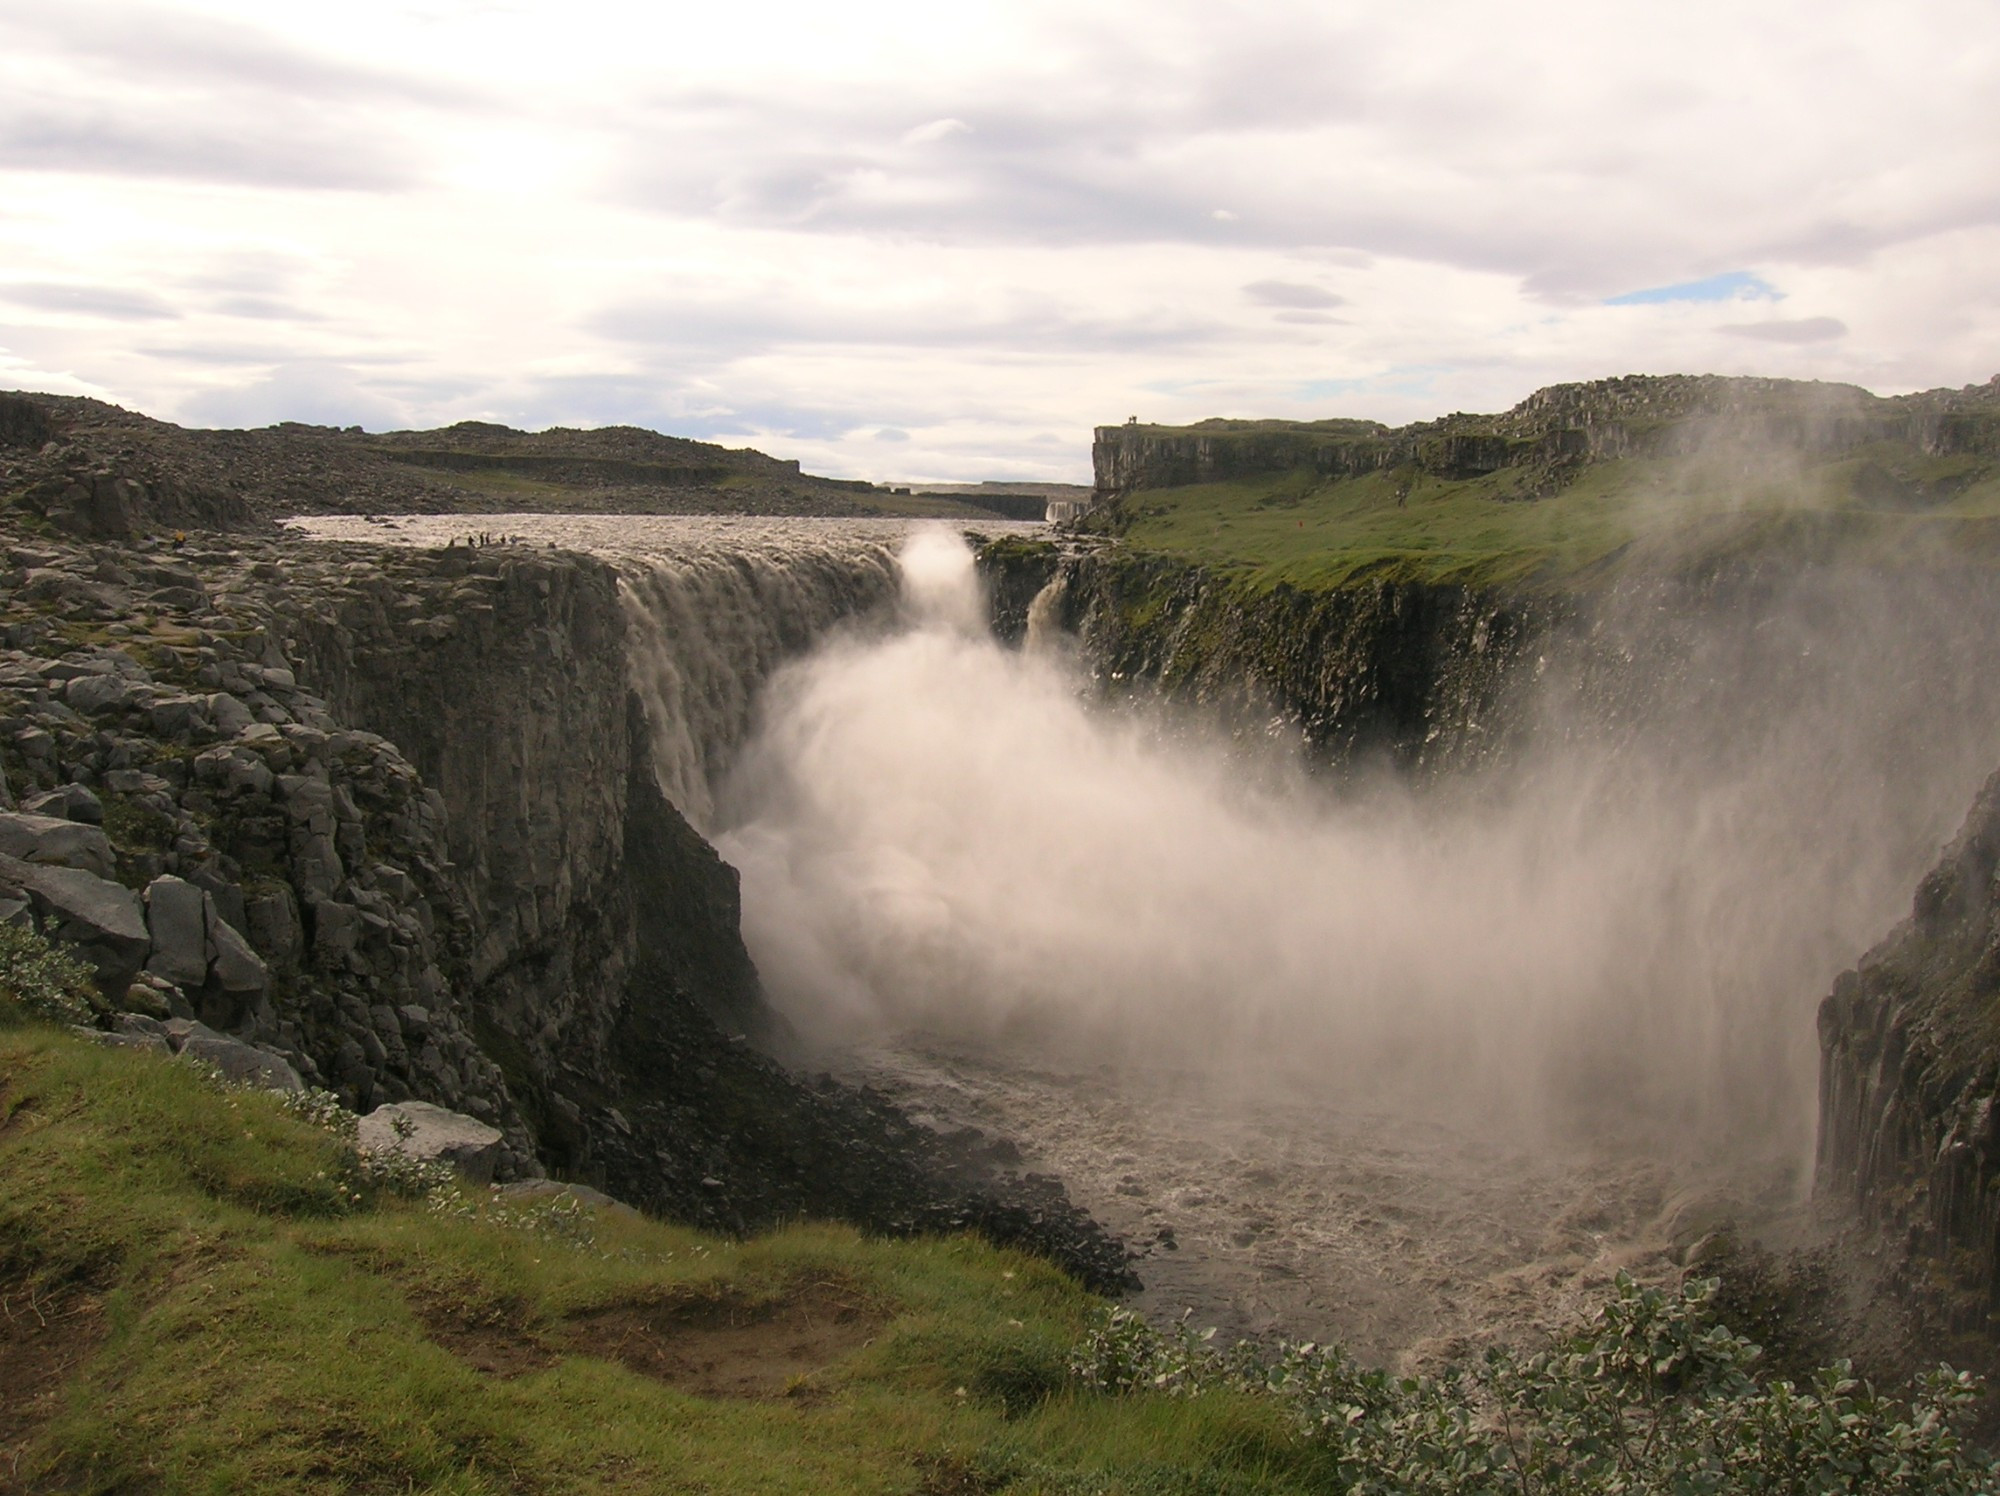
[983,539,1553,774]
[1817,770,2000,1332]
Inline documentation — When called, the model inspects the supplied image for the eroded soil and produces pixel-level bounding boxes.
[564,1277,887,1400]
[411,1273,889,1400]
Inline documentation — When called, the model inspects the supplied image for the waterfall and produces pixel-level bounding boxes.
[613,525,911,829]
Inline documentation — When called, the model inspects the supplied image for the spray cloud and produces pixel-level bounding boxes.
[717,527,2000,1164]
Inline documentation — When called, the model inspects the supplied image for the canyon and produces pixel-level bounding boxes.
[4,373,2000,1381]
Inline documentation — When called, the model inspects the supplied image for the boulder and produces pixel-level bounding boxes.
[144,875,209,986]
[77,1026,171,1056]
[64,673,137,717]
[207,693,254,738]
[10,858,149,989]
[312,899,361,960]
[173,1024,303,1093]
[496,1179,639,1218]
[357,1100,503,1184]
[20,784,104,826]
[244,886,303,965]
[149,694,211,740]
[204,895,268,994]
[0,812,116,879]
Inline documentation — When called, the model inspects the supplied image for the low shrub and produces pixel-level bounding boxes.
[1071,1273,1996,1494]
[0,920,99,1027]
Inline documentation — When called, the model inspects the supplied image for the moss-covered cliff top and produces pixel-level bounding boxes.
[1088,374,2000,590]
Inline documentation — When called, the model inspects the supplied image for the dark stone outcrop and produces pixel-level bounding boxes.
[982,542,1551,774]
[0,394,52,449]
[1818,767,2000,1329]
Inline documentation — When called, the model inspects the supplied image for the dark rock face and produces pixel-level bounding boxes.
[1817,767,2000,1327]
[0,394,52,449]
[982,543,1551,774]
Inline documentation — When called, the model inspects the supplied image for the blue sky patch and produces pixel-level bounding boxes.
[1606,271,1781,306]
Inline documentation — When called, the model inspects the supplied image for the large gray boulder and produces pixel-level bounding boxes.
[144,875,209,986]
[357,1100,502,1184]
[7,857,149,990]
[0,812,116,879]
[497,1179,638,1218]
[163,1018,303,1092]
[207,693,254,738]
[20,784,103,826]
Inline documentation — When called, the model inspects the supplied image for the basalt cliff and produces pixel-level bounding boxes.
[0,390,1130,1291]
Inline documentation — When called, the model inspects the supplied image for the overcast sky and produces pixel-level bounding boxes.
[2,0,1995,481]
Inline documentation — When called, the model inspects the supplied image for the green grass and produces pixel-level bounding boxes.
[1108,448,2000,592]
[0,1014,1344,1494]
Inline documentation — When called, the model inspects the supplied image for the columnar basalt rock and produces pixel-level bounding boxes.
[1817,768,2000,1330]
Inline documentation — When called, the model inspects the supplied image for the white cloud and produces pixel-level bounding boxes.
[903,118,972,146]
[0,0,1994,479]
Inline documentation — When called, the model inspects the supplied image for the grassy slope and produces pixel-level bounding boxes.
[0,1017,1331,1495]
[1108,446,2000,591]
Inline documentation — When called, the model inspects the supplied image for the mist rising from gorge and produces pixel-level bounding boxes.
[715,528,2000,1165]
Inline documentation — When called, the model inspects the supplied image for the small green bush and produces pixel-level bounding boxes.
[0,920,99,1027]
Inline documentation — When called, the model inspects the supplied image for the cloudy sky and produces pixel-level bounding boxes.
[1,0,1996,481]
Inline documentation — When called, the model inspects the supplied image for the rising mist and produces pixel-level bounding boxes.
[716,527,2000,1167]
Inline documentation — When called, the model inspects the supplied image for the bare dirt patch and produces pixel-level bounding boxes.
[0,1276,107,1493]
[563,1276,888,1400]
[409,1287,557,1380]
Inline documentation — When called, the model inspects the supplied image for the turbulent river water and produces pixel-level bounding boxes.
[292,512,2000,1367]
